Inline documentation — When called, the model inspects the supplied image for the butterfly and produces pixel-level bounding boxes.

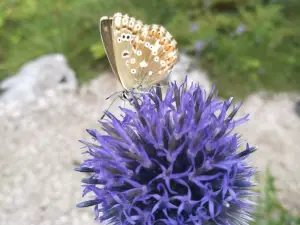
[99,12,179,102]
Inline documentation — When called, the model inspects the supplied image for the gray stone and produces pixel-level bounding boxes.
[0,54,77,106]
[295,100,300,118]
[165,53,212,93]
[236,92,300,215]
[0,73,118,225]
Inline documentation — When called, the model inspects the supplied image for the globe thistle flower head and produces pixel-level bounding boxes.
[76,77,257,225]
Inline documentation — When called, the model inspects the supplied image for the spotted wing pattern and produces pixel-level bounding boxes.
[100,13,178,90]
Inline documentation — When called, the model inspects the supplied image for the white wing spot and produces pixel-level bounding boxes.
[122,18,128,25]
[117,38,122,43]
[130,58,136,64]
[160,60,166,66]
[145,42,150,48]
[137,50,142,56]
[131,69,137,74]
[115,18,121,26]
[154,56,159,62]
[148,71,153,76]
[140,60,148,67]
[168,52,175,57]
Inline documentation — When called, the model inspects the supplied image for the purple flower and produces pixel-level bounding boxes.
[76,78,257,224]
[194,41,206,56]
[194,40,205,51]
[189,24,199,32]
[235,25,247,35]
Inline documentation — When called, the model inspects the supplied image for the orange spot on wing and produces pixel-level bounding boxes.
[164,45,174,52]
[149,29,155,37]
[167,57,175,63]
[132,40,137,49]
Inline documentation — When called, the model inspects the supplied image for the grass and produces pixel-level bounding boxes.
[1,1,300,223]
[197,1,300,99]
[252,169,300,225]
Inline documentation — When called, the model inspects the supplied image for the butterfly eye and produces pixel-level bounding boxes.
[137,50,142,56]
[131,69,137,74]
[126,34,131,40]
[154,56,159,62]
[121,34,126,40]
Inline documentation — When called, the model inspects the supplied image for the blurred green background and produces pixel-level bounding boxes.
[1,0,299,224]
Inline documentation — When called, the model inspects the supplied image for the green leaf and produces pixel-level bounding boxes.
[90,43,106,59]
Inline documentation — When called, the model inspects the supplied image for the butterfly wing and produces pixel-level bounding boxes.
[99,16,121,83]
[101,13,179,90]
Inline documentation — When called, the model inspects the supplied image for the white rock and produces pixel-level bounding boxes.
[236,92,300,214]
[0,54,77,106]
[166,53,212,93]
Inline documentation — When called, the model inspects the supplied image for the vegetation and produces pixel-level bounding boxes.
[1,0,299,223]
[252,169,300,225]
[1,0,299,98]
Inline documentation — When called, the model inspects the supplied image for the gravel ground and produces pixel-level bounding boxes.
[0,73,121,225]
[0,72,300,225]
[236,91,300,215]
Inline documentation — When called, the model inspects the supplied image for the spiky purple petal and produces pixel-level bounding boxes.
[76,78,257,225]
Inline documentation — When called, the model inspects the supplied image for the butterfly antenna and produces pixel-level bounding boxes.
[101,95,121,120]
[105,90,123,100]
